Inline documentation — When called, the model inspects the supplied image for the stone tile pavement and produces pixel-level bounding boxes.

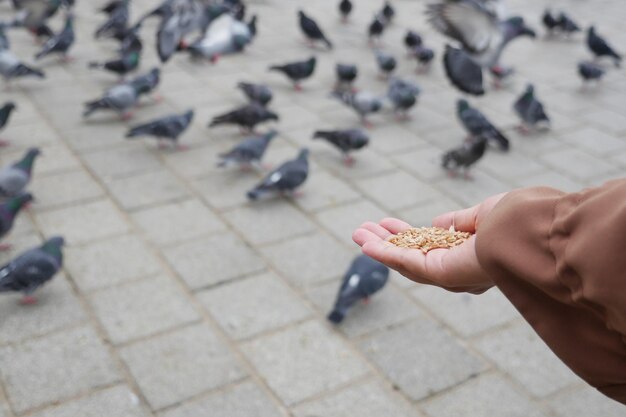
[0,0,624,416]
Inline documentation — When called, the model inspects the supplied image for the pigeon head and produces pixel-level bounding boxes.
[4,101,16,111]
[588,26,596,36]
[46,236,65,247]
[505,17,536,39]
[307,56,317,69]
[183,109,194,123]
[266,111,279,122]
[264,129,279,141]
[524,84,535,97]
[6,192,33,214]
[248,15,257,36]
[297,148,310,161]
[298,10,305,19]
[456,99,470,114]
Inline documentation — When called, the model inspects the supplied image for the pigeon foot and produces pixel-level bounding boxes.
[20,295,38,305]
[0,139,10,147]
[120,111,134,121]
[0,243,12,251]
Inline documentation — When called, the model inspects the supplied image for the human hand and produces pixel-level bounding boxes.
[352,193,508,293]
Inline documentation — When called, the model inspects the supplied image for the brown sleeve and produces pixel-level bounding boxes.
[475,179,626,405]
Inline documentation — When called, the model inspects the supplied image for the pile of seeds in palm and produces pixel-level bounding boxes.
[389,226,473,253]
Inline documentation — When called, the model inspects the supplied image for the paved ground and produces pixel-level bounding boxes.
[0,0,624,416]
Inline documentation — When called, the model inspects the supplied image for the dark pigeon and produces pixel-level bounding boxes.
[0,101,16,145]
[217,129,277,169]
[0,148,40,198]
[542,9,559,34]
[247,148,309,200]
[387,78,420,120]
[335,63,358,91]
[328,255,389,324]
[209,103,279,133]
[557,13,580,35]
[129,67,161,101]
[457,99,509,151]
[0,236,64,304]
[587,26,621,67]
[0,193,32,250]
[578,61,605,83]
[368,16,384,44]
[413,45,435,72]
[375,50,396,78]
[513,84,550,132]
[404,30,422,50]
[442,136,487,179]
[126,110,194,151]
[443,44,484,96]
[237,82,273,107]
[339,0,352,22]
[269,56,316,91]
[313,128,369,165]
[380,1,395,25]
[299,10,332,49]
[94,0,129,39]
[34,12,74,61]
[88,50,140,79]
[83,82,141,120]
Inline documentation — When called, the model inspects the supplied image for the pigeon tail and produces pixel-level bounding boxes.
[247,188,261,200]
[327,309,345,324]
[312,131,332,140]
[322,37,333,49]
[11,64,44,79]
[88,61,104,69]
[83,99,106,117]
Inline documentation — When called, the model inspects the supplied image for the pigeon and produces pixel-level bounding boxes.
[578,61,605,84]
[368,16,384,45]
[298,10,332,49]
[269,56,316,91]
[0,148,40,197]
[335,63,358,91]
[237,82,273,107]
[587,26,621,67]
[380,1,395,25]
[156,3,204,63]
[247,148,309,200]
[313,129,369,165]
[126,110,194,151]
[442,136,487,179]
[327,255,389,324]
[412,45,435,72]
[209,103,279,133]
[34,12,74,61]
[387,78,420,120]
[0,236,64,305]
[129,67,161,102]
[375,50,396,78]
[542,9,559,34]
[94,0,129,39]
[185,15,256,62]
[427,2,536,95]
[513,84,550,133]
[83,82,141,120]
[10,0,61,40]
[404,30,423,52]
[0,193,32,250]
[457,99,509,151]
[99,0,125,15]
[339,0,352,22]
[557,13,580,35]
[88,50,140,79]
[117,23,143,55]
[136,0,176,23]
[217,129,277,169]
[332,90,383,127]
[0,102,16,146]
[0,49,44,82]
[443,44,484,96]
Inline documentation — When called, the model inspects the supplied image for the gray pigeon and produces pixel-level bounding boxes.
[129,67,161,102]
[328,255,389,324]
[457,99,509,151]
[442,136,487,179]
[0,192,32,250]
[0,236,64,304]
[0,101,16,146]
[217,129,277,169]
[237,82,273,107]
[94,0,129,39]
[83,82,141,120]
[578,61,605,84]
[335,63,358,91]
[185,15,256,62]
[209,103,279,133]
[126,110,194,150]
[332,90,383,127]
[387,78,420,120]
[247,148,309,200]
[443,44,484,96]
[313,128,369,165]
[34,12,74,61]
[513,84,550,133]
[269,56,316,91]
[0,49,44,81]
[375,49,396,78]
[0,148,39,198]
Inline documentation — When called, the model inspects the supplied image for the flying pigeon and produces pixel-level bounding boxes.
[185,15,256,63]
[10,0,61,40]
[578,61,605,84]
[237,82,273,107]
[0,49,44,82]
[0,102,16,146]
[217,129,277,169]
[327,255,389,324]
[298,10,332,49]
[457,99,509,151]
[0,236,64,305]
[34,12,74,62]
[94,0,129,39]
[339,0,352,22]
[442,136,487,179]
[443,45,484,96]
[155,2,209,63]
[313,129,369,166]
[368,16,384,45]
[387,78,420,120]
[83,82,141,120]
[587,26,621,67]
[247,148,309,200]
[412,45,435,73]
[0,192,32,251]
[209,103,279,133]
[126,110,194,151]
[88,50,140,79]
[513,84,550,133]
[427,1,536,95]
[335,63,358,92]
[375,50,396,79]
[269,56,316,91]
[332,90,383,127]
[129,67,161,102]
[0,148,40,197]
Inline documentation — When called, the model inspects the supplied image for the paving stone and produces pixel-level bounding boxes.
[65,234,162,292]
[120,324,246,411]
[479,150,546,181]
[396,198,463,227]
[541,147,619,181]
[82,144,163,180]
[316,200,388,245]
[582,108,626,135]
[359,318,487,401]
[391,145,449,182]
[368,124,428,155]
[90,275,200,344]
[474,321,581,398]
[421,373,549,417]
[241,320,369,406]
[224,201,317,245]
[193,170,258,211]
[559,126,626,156]
[36,199,130,245]
[315,148,396,181]
[547,385,626,417]
[31,169,105,210]
[198,272,312,340]
[105,170,189,211]
[131,199,226,246]
[356,171,444,211]
[511,170,583,193]
[164,232,266,290]
[29,385,150,417]
[292,170,362,212]
[261,232,354,287]
[292,380,421,417]
[159,381,285,417]
[0,326,121,414]
[434,170,511,207]
[411,286,520,337]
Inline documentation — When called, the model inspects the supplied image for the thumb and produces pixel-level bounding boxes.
[432,205,479,233]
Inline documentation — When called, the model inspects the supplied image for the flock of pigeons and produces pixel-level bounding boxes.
[0,0,621,324]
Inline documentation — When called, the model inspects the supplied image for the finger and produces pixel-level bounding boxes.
[360,221,393,240]
[432,205,479,233]
[379,217,412,235]
[352,227,382,247]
